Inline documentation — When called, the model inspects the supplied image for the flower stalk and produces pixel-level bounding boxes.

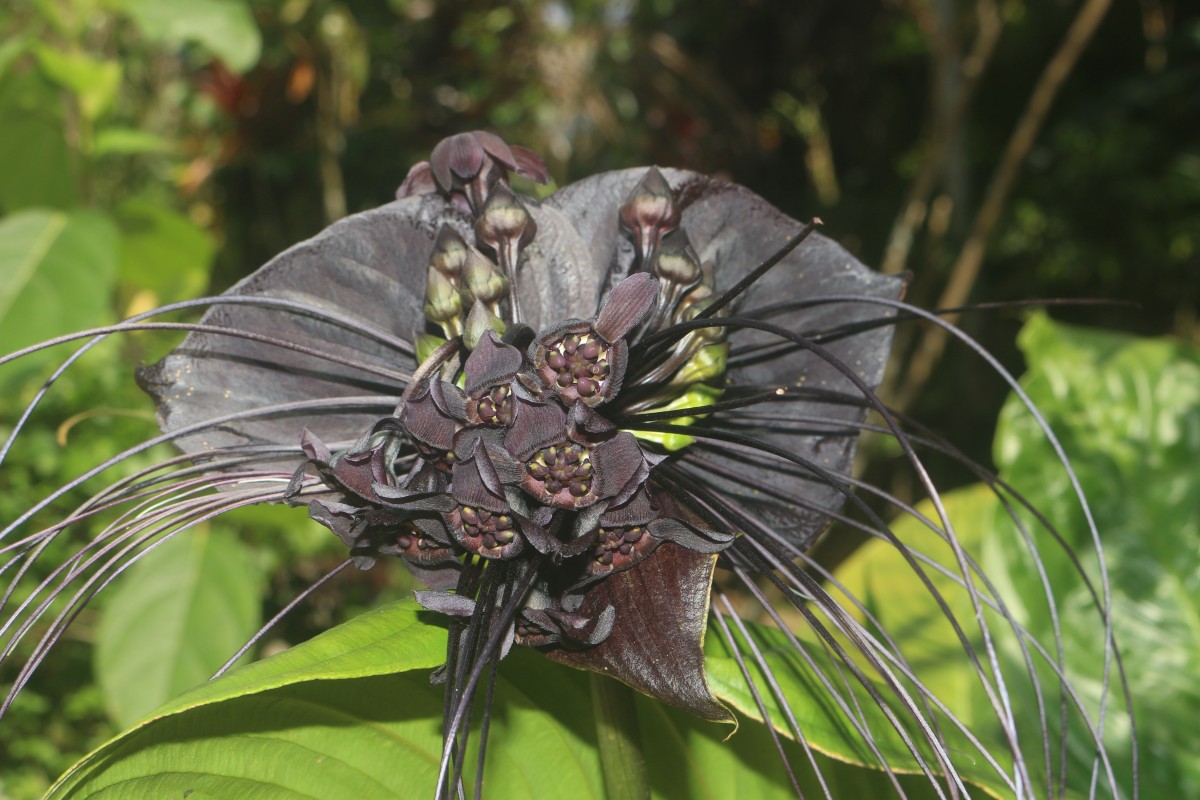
[590,672,650,800]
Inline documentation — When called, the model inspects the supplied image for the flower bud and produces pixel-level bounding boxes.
[463,246,509,307]
[652,229,701,287]
[475,185,537,256]
[463,299,507,351]
[424,267,463,336]
[429,225,469,279]
[618,166,679,268]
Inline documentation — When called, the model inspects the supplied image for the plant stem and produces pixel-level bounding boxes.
[589,672,650,800]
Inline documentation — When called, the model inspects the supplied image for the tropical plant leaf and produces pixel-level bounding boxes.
[0,209,118,361]
[94,528,264,727]
[31,46,121,121]
[114,0,262,74]
[114,200,214,309]
[54,592,1004,798]
[991,313,1200,798]
[0,69,78,210]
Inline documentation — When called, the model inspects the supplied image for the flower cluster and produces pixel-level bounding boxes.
[127,130,908,729]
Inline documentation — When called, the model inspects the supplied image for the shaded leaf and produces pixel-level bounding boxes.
[0,71,77,210]
[94,528,263,727]
[114,200,213,307]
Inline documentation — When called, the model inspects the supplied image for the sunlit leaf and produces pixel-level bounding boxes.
[55,596,995,798]
[0,209,118,362]
[993,313,1200,797]
[32,46,121,120]
[93,128,174,156]
[114,0,262,74]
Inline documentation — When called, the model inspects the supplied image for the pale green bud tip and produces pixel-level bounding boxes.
[463,248,509,304]
[424,267,462,323]
[463,299,507,351]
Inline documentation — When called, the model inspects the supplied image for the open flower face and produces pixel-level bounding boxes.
[0,134,1134,799]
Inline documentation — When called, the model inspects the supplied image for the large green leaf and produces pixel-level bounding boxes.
[834,314,1199,799]
[991,313,1200,797]
[0,209,118,358]
[94,528,264,727]
[705,592,1011,799]
[114,0,262,74]
[54,592,1001,799]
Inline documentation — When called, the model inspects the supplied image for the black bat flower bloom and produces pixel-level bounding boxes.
[0,133,1135,799]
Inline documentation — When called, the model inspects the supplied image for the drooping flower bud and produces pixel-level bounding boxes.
[475,185,537,323]
[462,246,509,309]
[652,229,701,287]
[618,166,680,270]
[429,225,470,280]
[424,267,463,338]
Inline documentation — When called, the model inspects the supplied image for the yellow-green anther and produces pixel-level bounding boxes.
[425,268,463,336]
[680,297,725,342]
[463,299,507,351]
[429,225,469,279]
[463,246,509,307]
[628,385,722,452]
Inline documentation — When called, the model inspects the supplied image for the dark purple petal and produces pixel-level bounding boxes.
[593,272,660,343]
[449,457,507,513]
[547,544,731,723]
[590,432,647,501]
[504,392,567,461]
[463,331,524,397]
[415,590,476,618]
[399,380,458,452]
[509,145,550,184]
[395,160,436,198]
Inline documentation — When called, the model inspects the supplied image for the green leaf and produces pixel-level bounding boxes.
[115,0,262,74]
[114,199,214,306]
[32,45,122,120]
[93,528,264,727]
[0,209,118,358]
[0,71,77,210]
[705,597,1011,799]
[992,313,1200,797]
[93,127,174,156]
[55,593,989,799]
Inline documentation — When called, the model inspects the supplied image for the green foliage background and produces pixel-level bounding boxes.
[0,0,1197,797]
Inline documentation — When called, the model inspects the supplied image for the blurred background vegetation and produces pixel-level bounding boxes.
[0,0,1197,797]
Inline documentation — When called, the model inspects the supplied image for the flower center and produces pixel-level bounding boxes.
[541,331,609,401]
[593,525,648,565]
[453,505,516,551]
[526,443,593,500]
[470,384,512,426]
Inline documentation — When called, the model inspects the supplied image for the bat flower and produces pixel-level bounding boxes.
[0,130,1134,800]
